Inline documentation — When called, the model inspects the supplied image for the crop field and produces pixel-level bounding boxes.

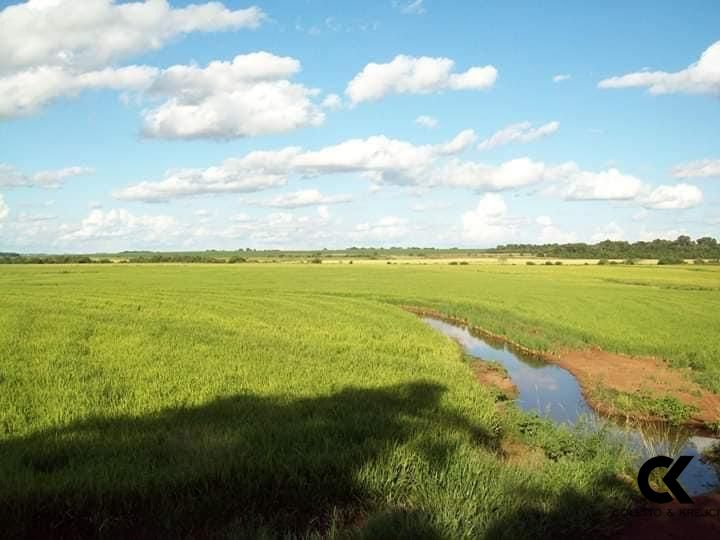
[1,263,719,537]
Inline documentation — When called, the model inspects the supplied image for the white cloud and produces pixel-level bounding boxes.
[434,129,477,155]
[350,216,409,241]
[643,183,703,209]
[219,209,336,246]
[317,205,330,219]
[16,211,56,223]
[412,201,451,212]
[536,215,576,243]
[113,149,299,202]
[321,93,343,110]
[639,227,687,242]
[59,208,178,242]
[0,194,8,222]
[599,40,720,96]
[462,193,514,243]
[345,55,497,104]
[142,52,325,139]
[0,65,157,118]
[0,163,93,188]
[478,121,559,150]
[260,189,352,208]
[552,74,571,83]
[115,130,641,203]
[442,157,558,191]
[536,215,553,227]
[115,131,469,201]
[232,212,251,222]
[415,115,438,128]
[562,166,645,201]
[672,159,720,179]
[400,0,426,15]
[0,0,265,73]
[0,1,268,119]
[591,222,624,242]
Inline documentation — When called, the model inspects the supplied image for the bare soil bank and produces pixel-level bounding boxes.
[404,306,720,428]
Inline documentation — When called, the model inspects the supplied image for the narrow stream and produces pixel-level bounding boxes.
[422,317,720,497]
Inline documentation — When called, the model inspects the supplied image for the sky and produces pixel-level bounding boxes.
[0,0,718,253]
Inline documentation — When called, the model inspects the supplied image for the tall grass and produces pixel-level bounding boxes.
[2,263,709,536]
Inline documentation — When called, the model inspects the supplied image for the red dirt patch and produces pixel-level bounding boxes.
[404,305,720,427]
[470,362,517,399]
[555,348,720,427]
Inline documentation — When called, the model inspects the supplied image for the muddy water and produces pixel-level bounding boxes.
[422,317,720,497]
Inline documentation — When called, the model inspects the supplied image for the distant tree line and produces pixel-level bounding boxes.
[0,254,248,264]
[492,236,720,260]
[2,236,719,264]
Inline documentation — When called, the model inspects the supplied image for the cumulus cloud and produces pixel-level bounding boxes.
[0,163,93,188]
[535,215,576,243]
[0,194,8,222]
[643,183,703,209]
[434,129,477,155]
[259,189,352,208]
[599,40,720,96]
[591,222,625,242]
[672,159,720,179]
[115,130,652,203]
[561,166,645,201]
[0,65,157,118]
[142,52,324,139]
[350,216,409,241]
[462,194,515,243]
[0,1,266,119]
[345,55,497,104]
[113,148,300,202]
[59,208,178,242]
[478,121,559,150]
[219,209,336,245]
[321,93,343,110]
[442,158,560,191]
[552,74,571,83]
[415,115,438,128]
[0,0,265,73]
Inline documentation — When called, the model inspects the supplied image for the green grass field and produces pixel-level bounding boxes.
[2,263,718,537]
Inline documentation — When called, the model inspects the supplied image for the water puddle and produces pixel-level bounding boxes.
[422,317,720,496]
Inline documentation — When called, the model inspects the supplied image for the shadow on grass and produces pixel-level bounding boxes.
[0,381,496,538]
[481,475,636,540]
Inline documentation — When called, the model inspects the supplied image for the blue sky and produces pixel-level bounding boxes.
[0,0,718,253]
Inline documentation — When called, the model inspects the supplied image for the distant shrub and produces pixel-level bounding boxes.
[459,261,469,265]
[526,261,536,266]
[310,258,322,264]
[544,261,554,266]
[227,256,246,264]
[694,258,706,265]
[657,258,685,265]
[449,261,458,265]
[348,260,353,265]
[609,261,618,265]
[598,259,609,265]
[623,259,636,265]
[554,261,562,265]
